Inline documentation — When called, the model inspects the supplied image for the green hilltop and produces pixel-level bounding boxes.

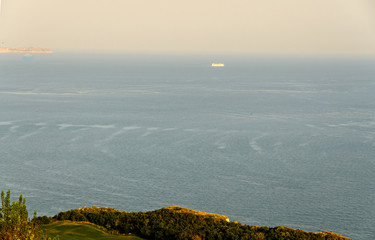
[1,190,352,240]
[45,206,351,240]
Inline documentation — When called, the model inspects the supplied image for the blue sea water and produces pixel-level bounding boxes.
[0,53,374,239]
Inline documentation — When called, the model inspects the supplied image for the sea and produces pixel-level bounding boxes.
[0,53,374,240]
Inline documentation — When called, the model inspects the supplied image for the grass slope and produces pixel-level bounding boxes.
[42,222,144,240]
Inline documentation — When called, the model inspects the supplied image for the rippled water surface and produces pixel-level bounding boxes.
[0,54,374,239]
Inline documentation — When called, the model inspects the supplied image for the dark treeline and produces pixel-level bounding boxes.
[35,206,350,240]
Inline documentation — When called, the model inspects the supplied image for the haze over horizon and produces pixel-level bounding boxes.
[1,0,375,55]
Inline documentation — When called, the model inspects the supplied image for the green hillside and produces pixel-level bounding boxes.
[1,190,352,240]
[41,222,144,240]
[50,206,351,240]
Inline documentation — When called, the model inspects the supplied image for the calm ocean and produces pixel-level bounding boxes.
[0,53,374,239]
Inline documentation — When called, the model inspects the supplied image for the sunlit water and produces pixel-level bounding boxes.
[0,54,374,239]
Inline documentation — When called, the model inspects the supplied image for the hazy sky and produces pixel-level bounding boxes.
[1,0,375,55]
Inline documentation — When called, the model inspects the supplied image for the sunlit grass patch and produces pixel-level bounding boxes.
[41,221,144,240]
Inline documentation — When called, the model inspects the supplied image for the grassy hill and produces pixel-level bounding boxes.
[41,222,145,240]
[49,206,351,240]
[2,190,351,240]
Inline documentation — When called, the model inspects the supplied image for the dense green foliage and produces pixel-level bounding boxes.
[0,190,54,240]
[41,222,144,240]
[51,207,350,240]
[2,189,349,240]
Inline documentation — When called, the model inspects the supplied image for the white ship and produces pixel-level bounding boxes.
[211,63,224,67]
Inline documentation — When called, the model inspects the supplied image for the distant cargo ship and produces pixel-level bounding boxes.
[211,63,224,67]
[0,47,53,53]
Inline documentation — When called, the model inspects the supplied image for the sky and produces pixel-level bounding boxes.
[1,0,375,55]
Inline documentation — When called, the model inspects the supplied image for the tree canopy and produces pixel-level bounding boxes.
[0,190,56,240]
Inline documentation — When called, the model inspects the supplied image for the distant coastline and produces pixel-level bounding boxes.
[0,47,53,53]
